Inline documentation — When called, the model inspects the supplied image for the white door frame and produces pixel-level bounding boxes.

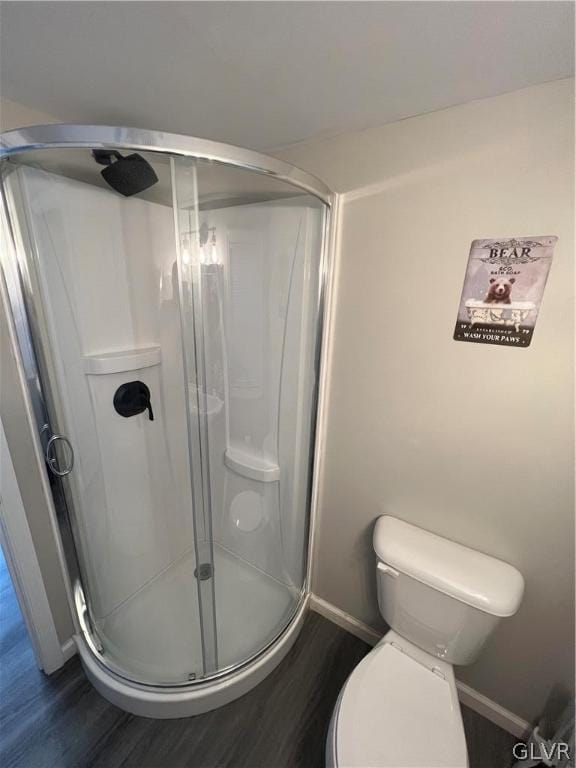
[0,419,72,673]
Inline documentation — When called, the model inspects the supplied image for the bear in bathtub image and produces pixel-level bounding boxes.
[484,276,515,304]
[453,237,556,347]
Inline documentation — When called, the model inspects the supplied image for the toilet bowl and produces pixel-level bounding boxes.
[327,516,524,768]
[327,631,467,768]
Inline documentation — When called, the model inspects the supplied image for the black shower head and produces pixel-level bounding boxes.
[92,150,158,197]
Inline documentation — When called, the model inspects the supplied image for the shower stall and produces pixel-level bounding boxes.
[0,125,333,716]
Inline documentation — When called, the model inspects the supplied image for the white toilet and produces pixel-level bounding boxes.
[327,516,525,768]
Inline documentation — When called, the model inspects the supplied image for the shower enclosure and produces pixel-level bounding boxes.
[0,125,333,716]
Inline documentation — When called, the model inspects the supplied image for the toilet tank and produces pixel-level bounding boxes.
[373,516,524,665]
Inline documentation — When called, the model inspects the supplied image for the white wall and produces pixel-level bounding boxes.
[276,79,575,723]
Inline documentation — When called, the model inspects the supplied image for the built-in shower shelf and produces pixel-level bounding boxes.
[224,448,280,483]
[83,346,161,375]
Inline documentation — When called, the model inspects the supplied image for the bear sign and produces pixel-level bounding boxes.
[453,236,556,348]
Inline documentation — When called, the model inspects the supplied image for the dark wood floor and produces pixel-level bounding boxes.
[1,552,517,768]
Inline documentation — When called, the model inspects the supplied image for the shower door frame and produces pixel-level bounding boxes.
[0,124,336,697]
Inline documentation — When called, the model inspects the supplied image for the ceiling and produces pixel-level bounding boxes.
[1,1,574,151]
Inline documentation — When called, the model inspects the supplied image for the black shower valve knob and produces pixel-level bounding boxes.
[113,381,154,421]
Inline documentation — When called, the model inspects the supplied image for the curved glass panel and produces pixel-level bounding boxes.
[0,140,327,685]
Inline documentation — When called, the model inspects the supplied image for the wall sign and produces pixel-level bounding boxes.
[453,236,556,348]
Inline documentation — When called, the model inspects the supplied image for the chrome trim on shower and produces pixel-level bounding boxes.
[0,124,334,205]
[74,581,103,654]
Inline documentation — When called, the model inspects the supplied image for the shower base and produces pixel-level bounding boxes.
[76,545,307,718]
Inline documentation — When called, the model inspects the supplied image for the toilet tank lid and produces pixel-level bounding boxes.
[373,516,524,617]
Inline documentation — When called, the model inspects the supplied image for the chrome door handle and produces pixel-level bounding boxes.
[45,434,75,477]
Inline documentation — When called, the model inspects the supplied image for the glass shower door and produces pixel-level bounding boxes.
[1,150,211,684]
[173,157,325,673]
[170,158,219,674]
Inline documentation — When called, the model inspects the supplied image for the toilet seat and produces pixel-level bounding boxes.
[327,634,469,768]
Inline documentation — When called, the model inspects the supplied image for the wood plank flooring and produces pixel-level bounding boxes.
[1,552,518,768]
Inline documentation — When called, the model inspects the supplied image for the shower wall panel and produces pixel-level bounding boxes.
[195,201,321,590]
[17,166,196,621]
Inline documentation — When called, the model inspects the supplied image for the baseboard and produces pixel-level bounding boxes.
[309,594,381,646]
[455,681,530,739]
[61,637,77,664]
[309,593,530,739]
